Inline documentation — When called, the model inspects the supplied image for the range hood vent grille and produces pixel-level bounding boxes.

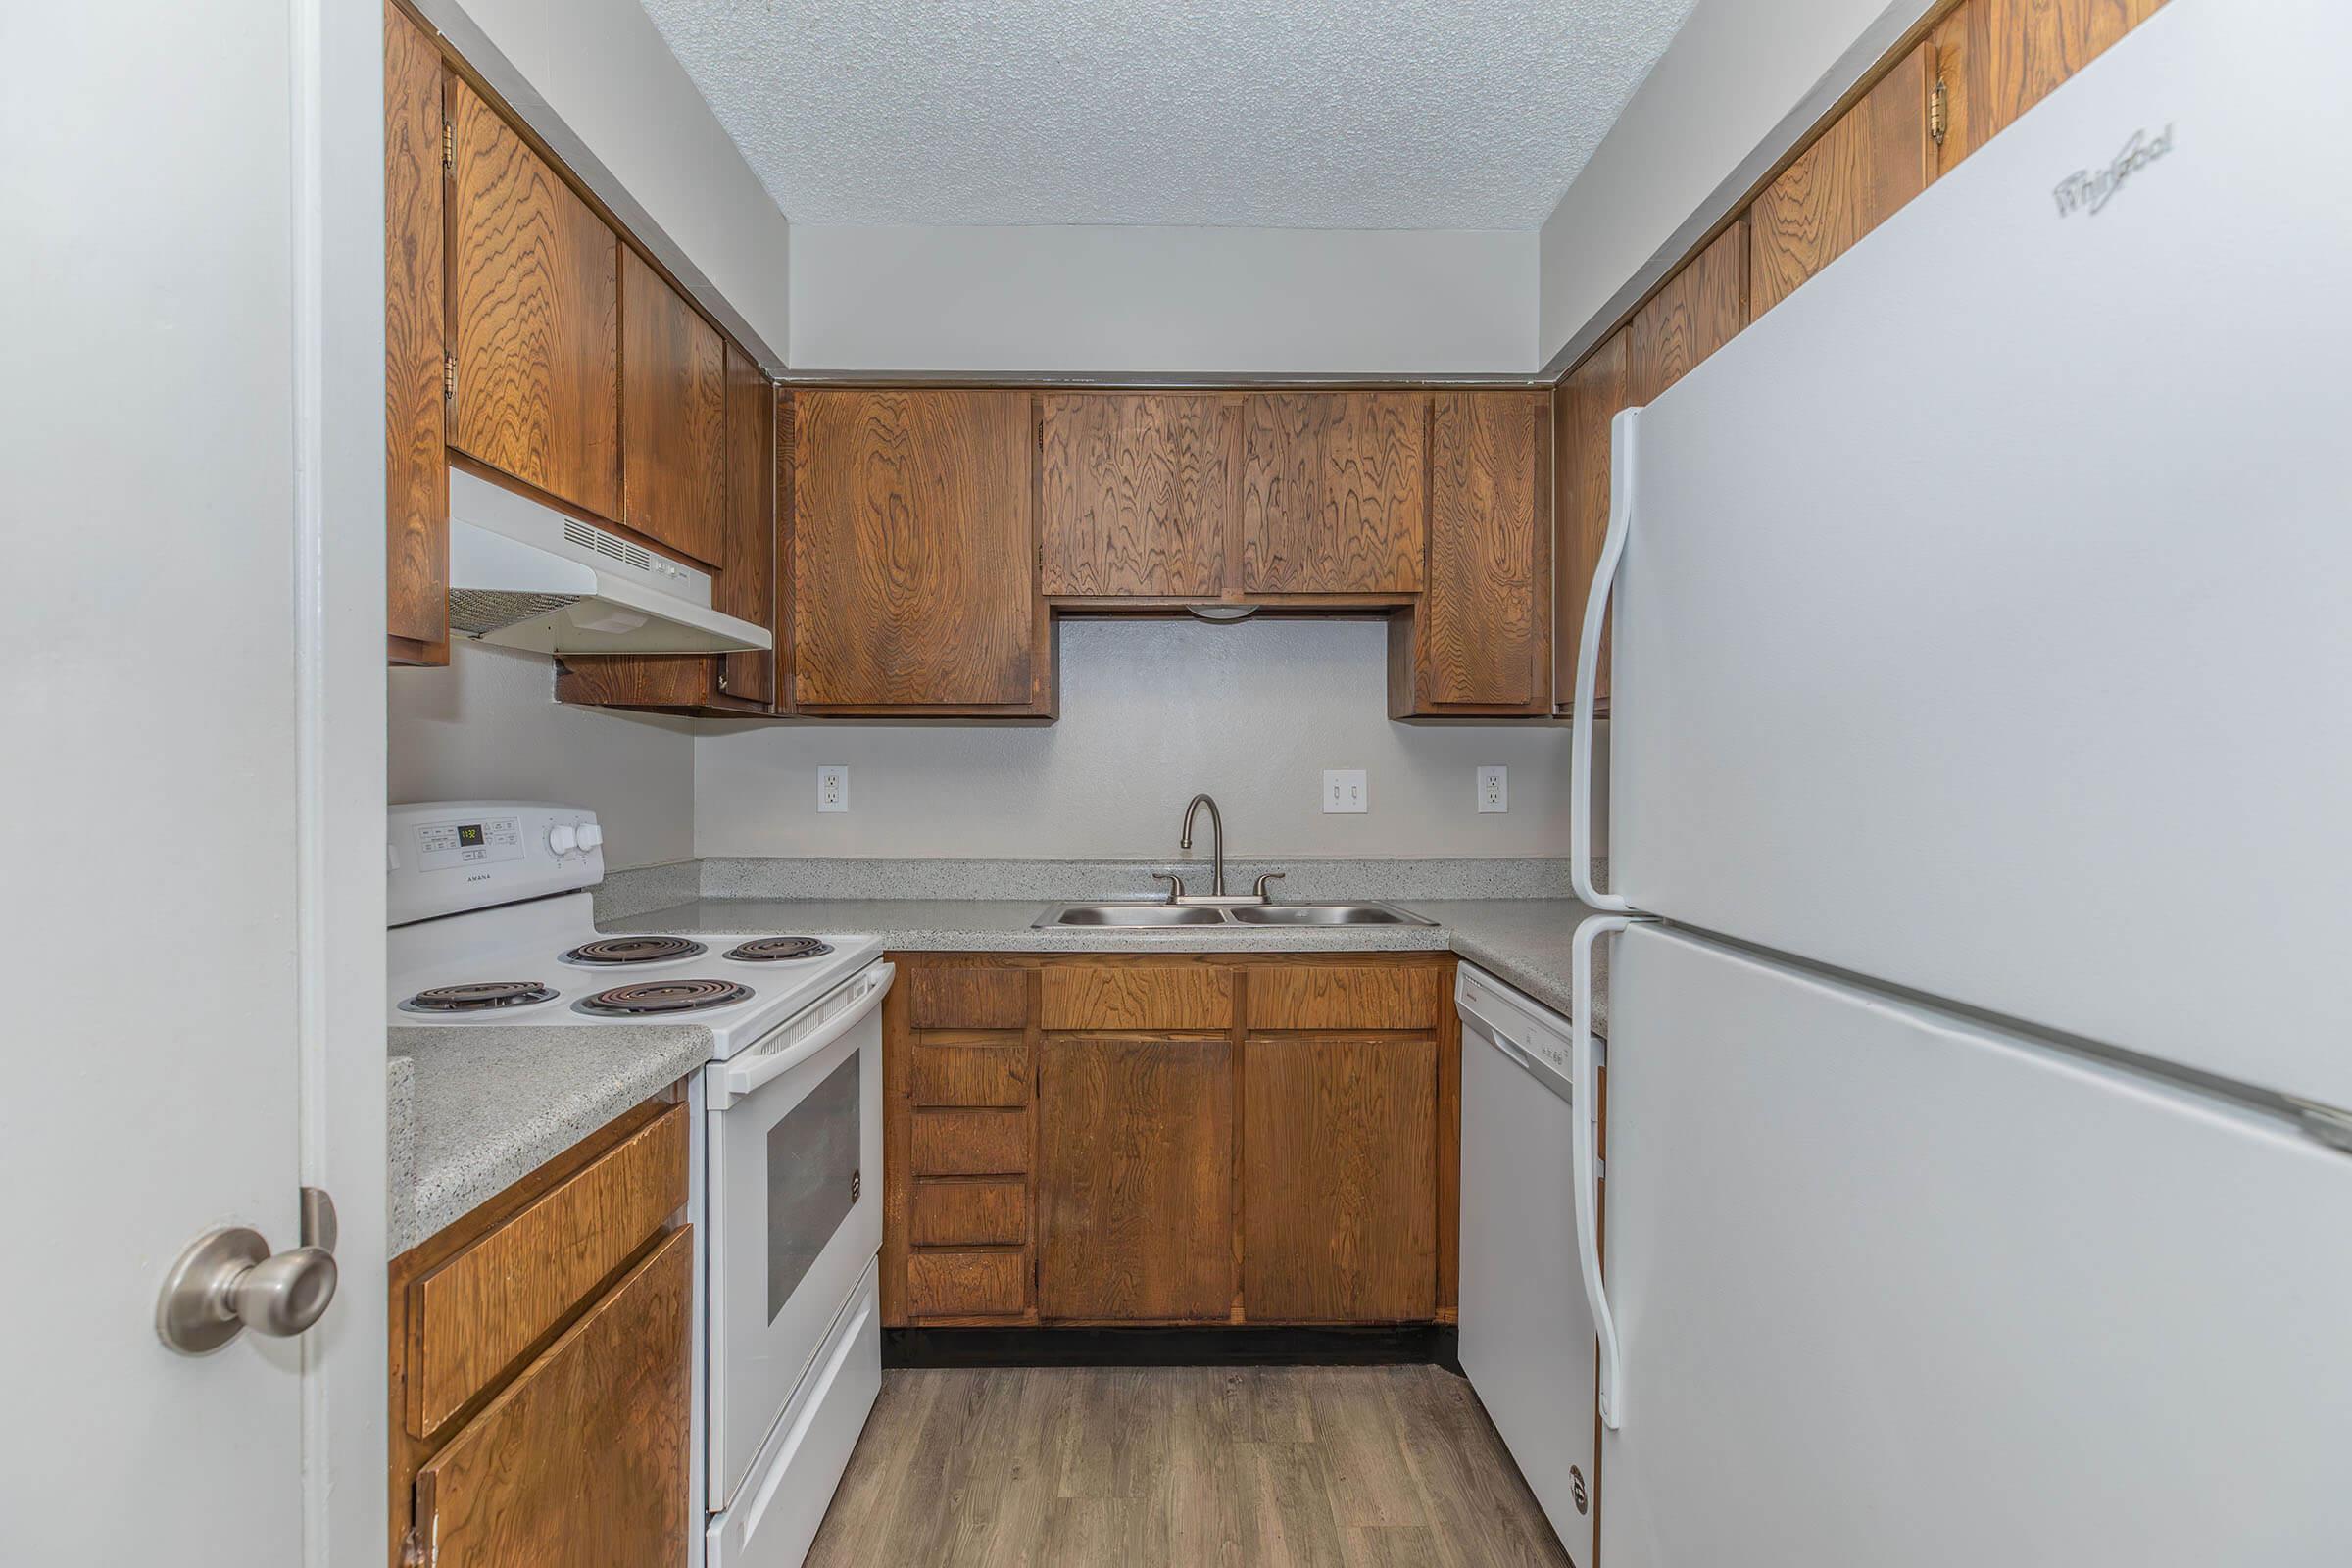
[561,516,657,572]
[448,588,587,639]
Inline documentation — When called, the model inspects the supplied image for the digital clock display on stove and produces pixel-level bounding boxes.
[456,823,484,847]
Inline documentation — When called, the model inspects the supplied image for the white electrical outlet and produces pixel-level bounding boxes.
[816,765,849,812]
[1477,765,1508,813]
[1322,769,1368,814]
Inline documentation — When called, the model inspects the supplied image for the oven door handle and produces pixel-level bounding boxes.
[717,961,895,1105]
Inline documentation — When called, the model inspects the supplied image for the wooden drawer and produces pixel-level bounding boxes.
[907,965,1029,1029]
[1247,965,1441,1032]
[1041,963,1233,1031]
[911,1108,1028,1175]
[910,1178,1029,1247]
[406,1102,687,1439]
[911,1038,1031,1106]
[415,1227,692,1566]
[906,1250,1028,1317]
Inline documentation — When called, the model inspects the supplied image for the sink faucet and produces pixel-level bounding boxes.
[1179,793,1225,897]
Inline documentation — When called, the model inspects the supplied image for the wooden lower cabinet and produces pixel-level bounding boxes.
[391,1099,692,1567]
[881,953,1457,1330]
[1037,1034,1235,1321]
[1243,1034,1439,1322]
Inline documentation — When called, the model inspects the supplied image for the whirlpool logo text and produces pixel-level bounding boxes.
[2053,124,2175,217]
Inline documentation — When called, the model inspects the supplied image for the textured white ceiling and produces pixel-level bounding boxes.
[639,0,1699,229]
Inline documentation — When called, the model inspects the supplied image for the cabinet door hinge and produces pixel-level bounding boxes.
[399,1525,429,1568]
[1929,74,1949,148]
[441,121,454,170]
[443,354,458,403]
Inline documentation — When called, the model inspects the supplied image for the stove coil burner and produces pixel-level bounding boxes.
[577,978,754,1016]
[403,981,559,1014]
[724,937,836,962]
[562,936,708,966]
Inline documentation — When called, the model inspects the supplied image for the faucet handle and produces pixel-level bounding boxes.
[1151,872,1188,906]
[1251,871,1286,902]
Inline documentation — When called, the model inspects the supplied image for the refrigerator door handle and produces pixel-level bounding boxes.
[1575,911,1650,1429]
[1571,410,1641,912]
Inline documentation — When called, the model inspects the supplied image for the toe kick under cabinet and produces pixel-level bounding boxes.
[880,953,1459,1329]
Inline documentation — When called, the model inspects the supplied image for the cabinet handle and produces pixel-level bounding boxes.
[1571,410,1640,913]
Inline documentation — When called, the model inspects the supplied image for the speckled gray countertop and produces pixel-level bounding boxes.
[390,888,1606,1256]
[385,1021,714,1255]
[607,895,1605,1027]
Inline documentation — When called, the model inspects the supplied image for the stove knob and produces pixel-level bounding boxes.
[576,823,604,851]
[548,824,579,856]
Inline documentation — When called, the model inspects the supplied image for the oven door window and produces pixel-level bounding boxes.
[765,1053,860,1324]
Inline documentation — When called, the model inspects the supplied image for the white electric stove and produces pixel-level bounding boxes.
[388,801,891,1568]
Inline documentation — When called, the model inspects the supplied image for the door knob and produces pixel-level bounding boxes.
[157,1188,339,1354]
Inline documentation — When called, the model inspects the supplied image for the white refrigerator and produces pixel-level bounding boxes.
[1565,0,2352,1561]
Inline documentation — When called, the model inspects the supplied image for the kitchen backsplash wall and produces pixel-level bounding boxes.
[696,617,1606,859]
[390,641,697,869]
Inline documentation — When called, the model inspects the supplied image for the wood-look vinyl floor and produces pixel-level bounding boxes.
[805,1365,1576,1568]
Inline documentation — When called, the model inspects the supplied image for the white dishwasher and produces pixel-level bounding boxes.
[1455,963,1599,1567]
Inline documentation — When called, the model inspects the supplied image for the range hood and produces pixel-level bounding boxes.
[445,467,772,655]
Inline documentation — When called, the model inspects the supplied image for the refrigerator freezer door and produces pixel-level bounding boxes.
[1455,966,1597,1564]
[1606,0,2352,1109]
[1600,924,2352,1567]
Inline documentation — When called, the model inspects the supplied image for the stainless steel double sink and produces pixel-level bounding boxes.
[1034,902,1436,929]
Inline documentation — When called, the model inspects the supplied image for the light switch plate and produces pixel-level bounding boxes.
[1477,765,1508,813]
[817,765,849,812]
[1322,769,1368,813]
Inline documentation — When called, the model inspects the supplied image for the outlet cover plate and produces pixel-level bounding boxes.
[817,765,849,812]
[1322,769,1368,814]
[1477,765,1508,813]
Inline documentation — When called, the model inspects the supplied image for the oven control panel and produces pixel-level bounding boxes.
[387,801,604,925]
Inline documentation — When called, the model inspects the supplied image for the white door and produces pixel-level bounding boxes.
[0,2,387,1562]
[1599,924,2352,1567]
[1605,0,2352,1110]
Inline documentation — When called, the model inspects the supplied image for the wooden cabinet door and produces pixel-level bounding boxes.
[1240,392,1427,596]
[621,246,727,566]
[414,1226,691,1567]
[1038,393,1235,600]
[1552,329,1628,717]
[1037,1035,1233,1321]
[1933,0,2167,175]
[1392,389,1550,714]
[715,346,775,705]
[792,389,1047,712]
[1750,43,1933,318]
[446,76,620,519]
[383,0,447,666]
[1243,1034,1438,1322]
[1628,223,1747,406]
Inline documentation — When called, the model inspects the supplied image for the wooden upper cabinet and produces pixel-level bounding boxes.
[1934,0,2167,175]
[1391,389,1549,716]
[1037,1036,1235,1322]
[1553,331,1628,716]
[620,246,728,566]
[446,76,620,520]
[1628,222,1748,406]
[1241,392,1428,596]
[1039,394,1235,600]
[715,348,776,705]
[792,389,1050,713]
[383,1,447,666]
[1750,43,1933,318]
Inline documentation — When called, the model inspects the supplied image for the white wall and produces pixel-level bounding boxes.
[1537,0,1934,371]
[695,618,1577,859]
[789,224,1538,376]
[415,0,792,368]
[391,643,697,868]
